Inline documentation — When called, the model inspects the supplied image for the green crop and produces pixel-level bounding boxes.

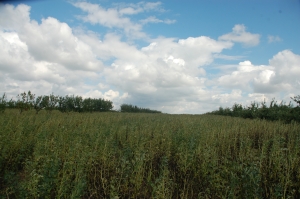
[0,110,299,198]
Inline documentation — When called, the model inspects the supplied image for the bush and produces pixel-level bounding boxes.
[1,92,114,114]
[0,93,7,113]
[209,96,300,123]
[16,91,35,113]
[120,104,161,113]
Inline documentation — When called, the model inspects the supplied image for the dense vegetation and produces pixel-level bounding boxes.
[208,95,300,124]
[120,104,161,113]
[0,91,162,114]
[1,110,299,198]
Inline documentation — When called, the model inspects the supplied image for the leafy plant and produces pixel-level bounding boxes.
[0,110,300,198]
[120,104,161,113]
[209,95,300,123]
[0,93,7,113]
[2,92,114,114]
[16,91,35,113]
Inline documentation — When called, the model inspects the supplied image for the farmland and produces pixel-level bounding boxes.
[1,110,300,198]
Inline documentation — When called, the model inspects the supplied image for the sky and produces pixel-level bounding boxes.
[0,0,300,114]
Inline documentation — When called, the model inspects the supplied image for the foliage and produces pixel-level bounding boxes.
[208,96,300,123]
[16,91,35,113]
[0,111,299,198]
[120,104,161,113]
[7,98,16,109]
[291,95,300,106]
[1,92,114,114]
[0,93,7,113]
[82,97,113,112]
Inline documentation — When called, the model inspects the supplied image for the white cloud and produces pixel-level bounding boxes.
[73,1,174,39]
[213,54,245,60]
[117,1,164,15]
[143,2,164,11]
[96,35,234,113]
[212,89,242,104]
[140,16,176,24]
[119,7,143,15]
[73,2,146,39]
[0,4,104,98]
[1,3,299,114]
[83,89,128,101]
[0,4,103,72]
[0,4,31,31]
[216,50,300,103]
[82,89,129,110]
[251,50,300,94]
[217,60,269,91]
[219,24,260,47]
[268,35,281,43]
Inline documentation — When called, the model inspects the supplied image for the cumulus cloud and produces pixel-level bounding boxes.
[0,4,104,99]
[250,50,300,94]
[212,89,242,104]
[0,4,103,71]
[83,89,129,108]
[103,36,233,94]
[73,2,146,38]
[217,60,271,91]
[215,50,300,107]
[1,3,299,114]
[92,35,234,113]
[219,24,260,47]
[0,4,31,30]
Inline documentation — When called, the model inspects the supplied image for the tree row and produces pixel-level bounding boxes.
[207,95,300,123]
[0,91,113,114]
[0,91,163,114]
[120,104,161,113]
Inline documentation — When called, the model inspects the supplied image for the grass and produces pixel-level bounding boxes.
[0,109,300,198]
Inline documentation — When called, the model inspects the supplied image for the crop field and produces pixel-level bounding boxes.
[0,110,300,198]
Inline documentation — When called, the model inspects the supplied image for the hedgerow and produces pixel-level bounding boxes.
[2,91,114,114]
[208,96,300,123]
[2,91,162,114]
[120,104,161,113]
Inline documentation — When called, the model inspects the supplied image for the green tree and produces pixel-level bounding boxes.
[47,93,59,113]
[16,91,35,113]
[0,93,7,113]
[291,95,300,106]
[120,103,161,113]
[73,95,83,112]
[33,95,44,114]
[57,96,67,113]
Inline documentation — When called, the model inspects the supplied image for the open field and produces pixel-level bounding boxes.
[1,110,300,198]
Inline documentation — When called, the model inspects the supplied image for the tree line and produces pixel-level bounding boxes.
[0,91,113,114]
[0,91,162,114]
[120,104,161,113]
[207,95,300,123]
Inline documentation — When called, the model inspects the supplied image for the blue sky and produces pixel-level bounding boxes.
[0,0,300,113]
[25,0,299,61]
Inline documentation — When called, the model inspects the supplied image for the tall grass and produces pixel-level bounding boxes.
[0,110,299,198]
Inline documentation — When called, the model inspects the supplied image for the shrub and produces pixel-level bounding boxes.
[0,93,7,113]
[209,95,300,123]
[120,104,161,113]
[16,91,35,113]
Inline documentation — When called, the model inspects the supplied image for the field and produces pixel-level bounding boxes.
[0,110,300,198]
